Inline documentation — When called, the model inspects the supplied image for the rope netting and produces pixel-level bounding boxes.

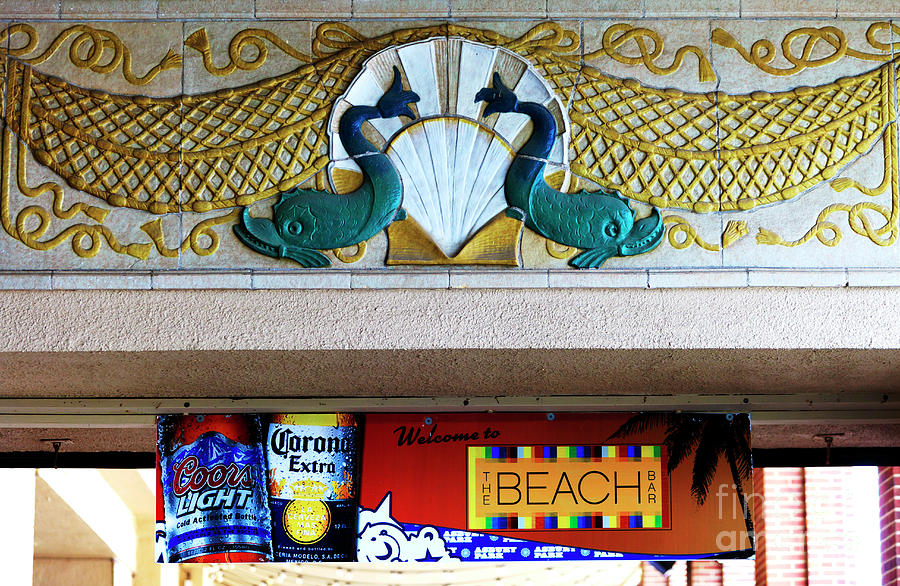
[5,24,894,215]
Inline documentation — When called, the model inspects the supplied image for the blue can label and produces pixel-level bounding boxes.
[161,427,272,562]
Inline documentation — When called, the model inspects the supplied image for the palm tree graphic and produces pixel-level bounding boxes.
[608,413,754,549]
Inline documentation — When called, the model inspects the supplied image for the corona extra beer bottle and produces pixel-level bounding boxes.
[266,414,360,561]
[157,414,273,562]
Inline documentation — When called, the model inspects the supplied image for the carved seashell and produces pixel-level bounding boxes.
[328,37,571,257]
[385,118,514,256]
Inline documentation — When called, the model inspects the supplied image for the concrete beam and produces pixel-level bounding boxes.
[0,288,899,353]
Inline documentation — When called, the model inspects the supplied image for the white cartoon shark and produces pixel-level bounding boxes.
[357,493,454,562]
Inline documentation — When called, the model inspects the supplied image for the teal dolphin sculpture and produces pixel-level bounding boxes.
[233,67,418,267]
[475,72,664,268]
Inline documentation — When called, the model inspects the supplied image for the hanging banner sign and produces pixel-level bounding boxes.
[157,414,273,563]
[467,444,667,531]
[157,412,753,563]
[358,413,753,562]
[265,413,360,562]
[156,413,361,563]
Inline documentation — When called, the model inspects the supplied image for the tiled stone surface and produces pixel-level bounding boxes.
[0,1,58,17]
[52,272,152,289]
[836,0,896,16]
[649,269,748,288]
[847,269,900,286]
[251,271,352,289]
[644,0,739,17]
[748,269,848,287]
[0,273,52,290]
[158,0,247,18]
[0,269,884,289]
[450,270,549,288]
[548,0,641,18]
[547,0,644,18]
[741,0,837,17]
[548,270,648,288]
[351,270,450,289]
[61,0,157,19]
[256,0,351,18]
[152,271,253,289]
[354,0,450,17]
[450,0,547,17]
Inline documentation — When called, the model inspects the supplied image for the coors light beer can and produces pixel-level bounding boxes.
[158,414,273,562]
[266,414,360,561]
[155,442,167,563]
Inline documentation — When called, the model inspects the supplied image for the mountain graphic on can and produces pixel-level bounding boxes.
[157,414,273,562]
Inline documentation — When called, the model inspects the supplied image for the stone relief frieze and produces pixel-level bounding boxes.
[0,20,897,273]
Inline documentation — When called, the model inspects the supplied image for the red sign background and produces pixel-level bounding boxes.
[360,412,753,557]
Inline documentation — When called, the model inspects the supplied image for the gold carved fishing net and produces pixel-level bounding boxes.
[5,23,896,215]
[571,62,894,213]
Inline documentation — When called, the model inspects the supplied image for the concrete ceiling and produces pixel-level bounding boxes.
[0,348,899,398]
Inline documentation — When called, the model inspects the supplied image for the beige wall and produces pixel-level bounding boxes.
[1,287,898,353]
[33,558,113,586]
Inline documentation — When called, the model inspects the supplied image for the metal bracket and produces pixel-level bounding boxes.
[39,438,72,468]
[814,432,846,465]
